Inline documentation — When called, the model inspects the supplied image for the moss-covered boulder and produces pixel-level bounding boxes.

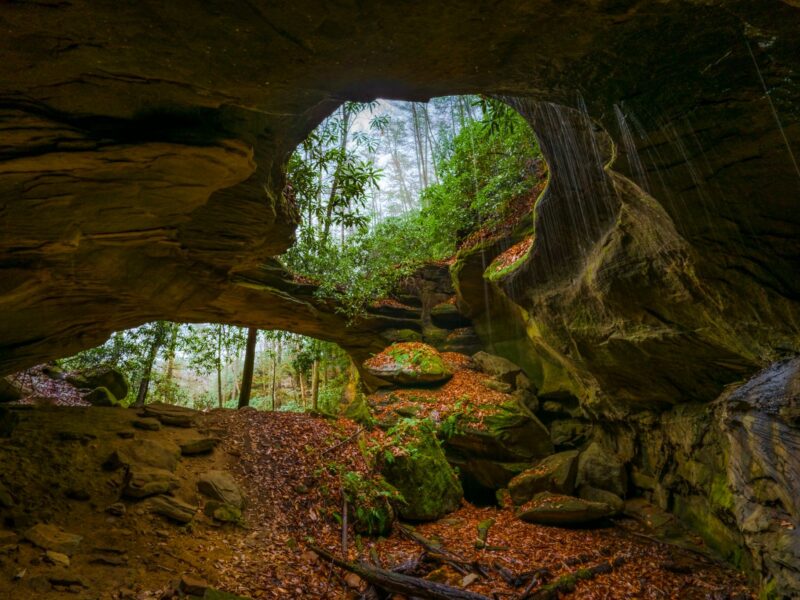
[508,450,579,505]
[382,420,462,521]
[516,491,615,525]
[364,343,452,387]
[67,367,129,400]
[444,401,553,463]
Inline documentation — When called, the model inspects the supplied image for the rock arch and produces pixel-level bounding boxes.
[1,0,798,399]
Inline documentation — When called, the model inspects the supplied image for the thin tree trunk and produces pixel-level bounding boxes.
[311,359,320,411]
[238,327,258,409]
[135,338,160,407]
[320,105,351,248]
[299,371,306,407]
[135,325,167,407]
[217,327,223,408]
[410,103,428,189]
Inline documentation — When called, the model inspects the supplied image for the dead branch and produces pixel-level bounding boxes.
[307,543,493,600]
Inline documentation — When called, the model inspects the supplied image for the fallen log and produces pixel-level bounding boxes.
[308,543,493,600]
[519,556,627,600]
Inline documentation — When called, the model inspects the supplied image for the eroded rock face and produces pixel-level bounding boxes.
[0,1,796,398]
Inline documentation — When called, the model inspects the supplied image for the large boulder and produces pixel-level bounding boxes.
[508,450,579,505]
[471,352,522,386]
[363,343,452,386]
[106,439,182,472]
[382,421,462,521]
[444,401,553,463]
[67,367,129,400]
[197,470,244,509]
[516,492,615,525]
[576,442,627,498]
[0,377,22,403]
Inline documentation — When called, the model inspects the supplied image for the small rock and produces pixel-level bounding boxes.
[117,431,135,439]
[106,502,126,516]
[57,430,96,443]
[180,437,220,456]
[122,467,179,499]
[23,523,82,555]
[483,379,512,394]
[44,550,70,567]
[180,573,210,596]
[471,351,522,385]
[0,530,18,545]
[149,495,196,524]
[197,470,244,508]
[48,574,86,588]
[461,573,479,587]
[65,488,91,501]
[132,418,161,431]
[90,554,127,566]
[204,501,242,523]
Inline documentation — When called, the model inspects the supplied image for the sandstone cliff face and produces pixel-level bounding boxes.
[1,1,798,386]
[1,4,799,591]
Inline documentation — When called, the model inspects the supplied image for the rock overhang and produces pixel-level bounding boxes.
[0,1,798,408]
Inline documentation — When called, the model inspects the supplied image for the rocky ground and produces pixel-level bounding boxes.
[0,362,754,599]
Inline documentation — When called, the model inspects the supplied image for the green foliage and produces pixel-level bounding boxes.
[284,97,542,320]
[341,470,401,536]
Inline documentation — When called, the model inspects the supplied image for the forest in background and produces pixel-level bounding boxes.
[58,96,543,412]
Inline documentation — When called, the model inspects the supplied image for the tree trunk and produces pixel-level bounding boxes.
[320,105,351,248]
[311,359,320,411]
[299,371,306,407]
[135,327,164,407]
[217,327,223,408]
[238,327,258,409]
[410,103,428,189]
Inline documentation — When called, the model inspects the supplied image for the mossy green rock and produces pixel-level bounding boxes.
[445,402,553,462]
[364,342,452,386]
[68,367,129,401]
[382,424,462,521]
[342,394,375,426]
[85,386,118,407]
[508,450,579,504]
